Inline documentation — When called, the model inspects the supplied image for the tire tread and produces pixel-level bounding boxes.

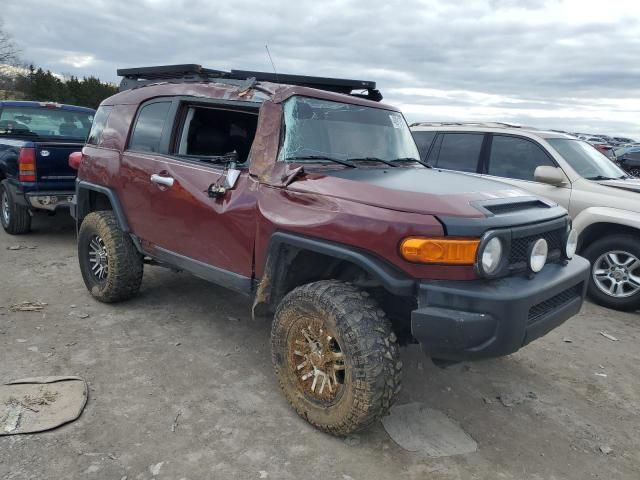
[78,211,143,303]
[271,280,401,436]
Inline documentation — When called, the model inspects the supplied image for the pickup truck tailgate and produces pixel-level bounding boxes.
[34,143,83,190]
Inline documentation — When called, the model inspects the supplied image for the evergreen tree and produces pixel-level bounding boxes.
[9,68,117,109]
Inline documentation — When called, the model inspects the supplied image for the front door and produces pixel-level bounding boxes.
[482,134,571,208]
[118,99,259,279]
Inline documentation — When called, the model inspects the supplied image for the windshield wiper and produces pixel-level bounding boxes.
[392,157,432,168]
[345,157,398,167]
[285,155,356,168]
[585,175,617,181]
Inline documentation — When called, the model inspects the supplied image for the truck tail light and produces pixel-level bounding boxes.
[400,237,480,265]
[18,147,37,182]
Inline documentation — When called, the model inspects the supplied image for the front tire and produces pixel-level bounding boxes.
[582,234,640,311]
[271,280,402,436]
[0,181,31,234]
[78,211,143,303]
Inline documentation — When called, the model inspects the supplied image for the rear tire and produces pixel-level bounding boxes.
[582,234,640,311]
[271,280,402,436]
[0,181,32,235]
[78,211,143,303]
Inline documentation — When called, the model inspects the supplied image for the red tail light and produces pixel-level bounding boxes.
[68,151,82,170]
[18,147,37,182]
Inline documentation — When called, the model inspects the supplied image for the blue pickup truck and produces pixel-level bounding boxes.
[0,101,95,234]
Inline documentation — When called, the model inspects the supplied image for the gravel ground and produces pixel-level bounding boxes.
[1,213,639,480]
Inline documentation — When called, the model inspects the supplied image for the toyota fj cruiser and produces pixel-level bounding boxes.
[72,65,589,435]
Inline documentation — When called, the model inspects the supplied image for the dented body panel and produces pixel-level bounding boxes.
[75,73,589,363]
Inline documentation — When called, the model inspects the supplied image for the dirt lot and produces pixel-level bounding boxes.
[1,214,639,480]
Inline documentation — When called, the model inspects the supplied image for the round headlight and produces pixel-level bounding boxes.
[529,238,548,273]
[481,237,503,275]
[565,229,578,259]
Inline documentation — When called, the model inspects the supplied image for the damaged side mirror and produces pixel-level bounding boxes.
[208,158,241,199]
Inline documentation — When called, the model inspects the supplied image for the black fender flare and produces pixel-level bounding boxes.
[252,231,415,317]
[75,180,130,232]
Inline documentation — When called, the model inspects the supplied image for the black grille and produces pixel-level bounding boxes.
[509,227,565,271]
[528,284,582,324]
[485,201,549,215]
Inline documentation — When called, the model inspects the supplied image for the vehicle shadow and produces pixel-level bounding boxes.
[27,212,76,238]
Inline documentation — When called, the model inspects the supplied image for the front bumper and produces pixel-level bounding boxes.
[411,256,590,362]
[26,191,75,211]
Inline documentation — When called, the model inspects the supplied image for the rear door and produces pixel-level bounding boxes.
[483,134,571,208]
[428,132,486,173]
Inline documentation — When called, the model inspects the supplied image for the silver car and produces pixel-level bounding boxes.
[411,122,640,311]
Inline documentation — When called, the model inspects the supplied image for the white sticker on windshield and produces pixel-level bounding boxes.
[389,114,403,129]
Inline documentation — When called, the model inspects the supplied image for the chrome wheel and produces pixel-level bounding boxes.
[288,320,346,404]
[592,250,640,298]
[88,235,109,281]
[1,191,10,225]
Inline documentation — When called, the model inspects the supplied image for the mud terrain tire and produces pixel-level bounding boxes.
[271,280,402,436]
[78,211,143,303]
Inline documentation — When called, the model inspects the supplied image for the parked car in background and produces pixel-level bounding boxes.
[0,101,94,234]
[615,146,640,177]
[579,136,616,159]
[594,143,616,160]
[613,136,636,145]
[411,122,640,311]
[70,64,589,435]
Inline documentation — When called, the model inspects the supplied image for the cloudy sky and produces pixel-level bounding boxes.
[4,0,640,138]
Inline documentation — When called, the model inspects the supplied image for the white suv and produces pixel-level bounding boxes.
[410,122,640,311]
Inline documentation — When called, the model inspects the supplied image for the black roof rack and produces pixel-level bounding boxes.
[116,64,382,101]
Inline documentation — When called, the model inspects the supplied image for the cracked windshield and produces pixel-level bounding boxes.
[278,96,420,164]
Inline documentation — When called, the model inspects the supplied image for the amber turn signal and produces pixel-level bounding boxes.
[400,237,480,265]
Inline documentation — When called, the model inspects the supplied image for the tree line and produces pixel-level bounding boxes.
[0,19,117,109]
[1,66,118,109]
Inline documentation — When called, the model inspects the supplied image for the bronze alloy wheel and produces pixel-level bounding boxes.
[271,280,402,436]
[287,318,346,405]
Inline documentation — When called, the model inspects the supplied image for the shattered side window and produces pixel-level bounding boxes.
[278,96,419,163]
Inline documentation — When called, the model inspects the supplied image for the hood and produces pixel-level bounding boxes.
[286,167,543,218]
[597,177,640,194]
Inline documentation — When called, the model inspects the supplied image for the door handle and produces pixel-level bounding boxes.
[150,174,174,187]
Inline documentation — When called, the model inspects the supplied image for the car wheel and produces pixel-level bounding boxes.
[78,211,143,303]
[271,280,402,436]
[0,181,31,234]
[582,234,640,311]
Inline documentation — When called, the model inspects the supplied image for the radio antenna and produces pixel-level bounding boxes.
[265,44,279,83]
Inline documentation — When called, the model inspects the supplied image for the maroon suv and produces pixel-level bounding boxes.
[72,65,589,435]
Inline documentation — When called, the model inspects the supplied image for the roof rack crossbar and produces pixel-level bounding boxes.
[116,64,382,101]
[410,121,529,129]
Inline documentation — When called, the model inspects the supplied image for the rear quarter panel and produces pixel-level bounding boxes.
[79,104,136,190]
